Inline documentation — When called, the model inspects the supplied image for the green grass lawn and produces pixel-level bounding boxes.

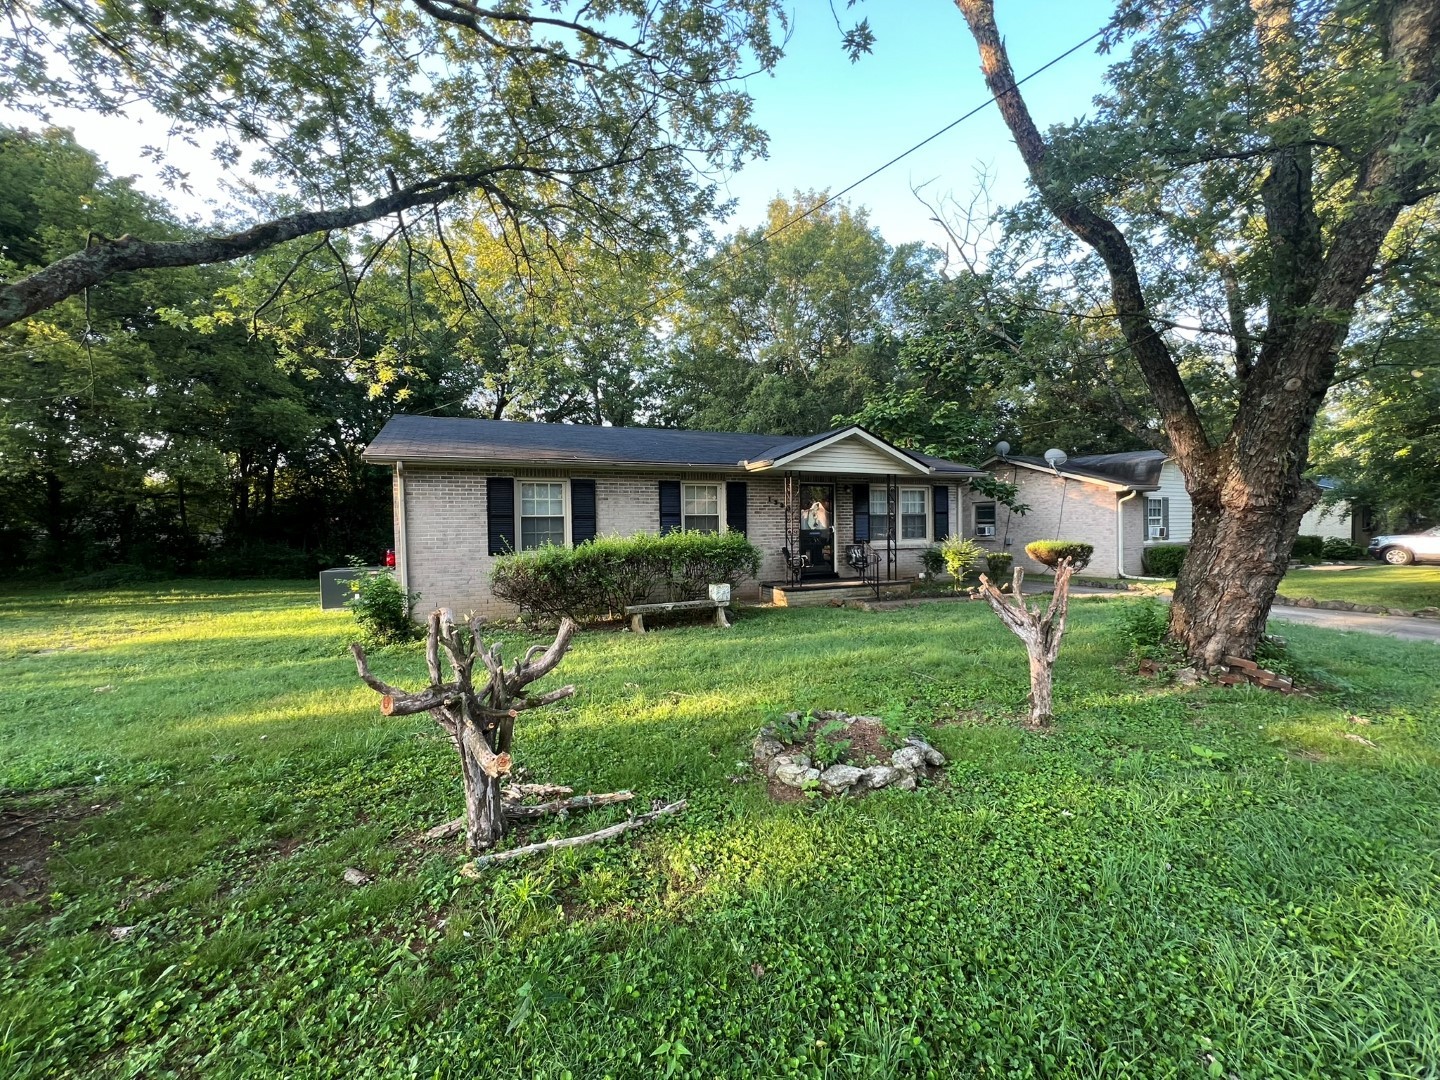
[2,581,1438,1078]
[1277,565,1440,608]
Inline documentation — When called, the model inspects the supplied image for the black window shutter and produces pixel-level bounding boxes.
[1162,497,1170,537]
[487,477,516,555]
[571,479,597,545]
[853,483,870,542]
[725,481,748,535]
[659,480,682,534]
[933,485,949,539]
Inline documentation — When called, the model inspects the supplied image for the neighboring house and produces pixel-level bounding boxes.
[969,451,1363,577]
[363,415,982,618]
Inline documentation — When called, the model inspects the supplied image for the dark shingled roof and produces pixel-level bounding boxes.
[363,415,982,474]
[987,450,1167,489]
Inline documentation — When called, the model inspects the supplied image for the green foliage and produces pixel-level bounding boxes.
[490,531,761,620]
[939,535,986,587]
[2,581,1439,1077]
[1321,537,1367,561]
[919,545,946,577]
[811,720,852,769]
[1142,544,1188,577]
[985,552,1014,579]
[1109,600,1172,662]
[1291,535,1325,560]
[968,475,1030,515]
[347,568,417,646]
[1024,540,1093,571]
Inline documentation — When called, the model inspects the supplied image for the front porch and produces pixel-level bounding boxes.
[759,577,916,607]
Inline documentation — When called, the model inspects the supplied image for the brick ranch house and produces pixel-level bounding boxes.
[975,450,1361,578]
[363,415,984,618]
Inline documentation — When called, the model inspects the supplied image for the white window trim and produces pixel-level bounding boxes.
[518,478,572,550]
[1145,497,1167,542]
[682,481,727,534]
[871,485,932,547]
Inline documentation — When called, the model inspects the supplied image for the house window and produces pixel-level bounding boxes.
[683,483,720,533]
[520,481,566,549]
[870,487,928,541]
[900,488,928,539]
[974,502,997,537]
[1146,497,1167,540]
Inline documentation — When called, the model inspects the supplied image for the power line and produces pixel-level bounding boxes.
[638,21,1111,315]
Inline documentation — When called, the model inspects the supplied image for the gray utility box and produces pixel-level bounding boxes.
[320,566,385,610]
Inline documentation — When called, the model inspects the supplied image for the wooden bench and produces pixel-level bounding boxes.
[624,599,730,633]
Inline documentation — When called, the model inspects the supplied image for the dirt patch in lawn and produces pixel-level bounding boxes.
[1,788,111,910]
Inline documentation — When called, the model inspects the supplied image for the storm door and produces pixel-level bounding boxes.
[798,483,837,579]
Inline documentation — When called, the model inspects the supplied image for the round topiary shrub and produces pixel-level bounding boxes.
[1024,540,1094,572]
[985,551,1014,579]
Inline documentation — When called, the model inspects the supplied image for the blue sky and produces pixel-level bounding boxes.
[5,0,1120,253]
[717,0,1120,250]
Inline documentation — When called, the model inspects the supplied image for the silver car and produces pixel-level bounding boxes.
[1367,525,1440,565]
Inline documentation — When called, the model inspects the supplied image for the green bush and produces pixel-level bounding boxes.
[1321,537,1366,561]
[491,531,762,620]
[985,551,1014,580]
[919,545,946,578]
[347,568,418,645]
[1291,534,1324,560]
[1142,544,1188,577]
[1024,540,1094,571]
[1110,599,1171,661]
[939,535,987,589]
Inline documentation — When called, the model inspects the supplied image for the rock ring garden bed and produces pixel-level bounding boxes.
[752,710,946,799]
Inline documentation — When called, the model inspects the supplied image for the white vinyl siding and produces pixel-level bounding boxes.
[520,481,566,549]
[786,435,923,474]
[1150,462,1192,542]
[683,483,721,533]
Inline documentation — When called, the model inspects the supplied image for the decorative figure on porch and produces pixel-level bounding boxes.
[804,499,830,530]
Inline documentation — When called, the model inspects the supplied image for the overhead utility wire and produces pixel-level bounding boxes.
[637,21,1112,315]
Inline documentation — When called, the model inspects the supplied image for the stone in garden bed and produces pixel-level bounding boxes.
[751,710,947,799]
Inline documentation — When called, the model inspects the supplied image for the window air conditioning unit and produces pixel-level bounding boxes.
[1148,527,1167,540]
[976,525,996,538]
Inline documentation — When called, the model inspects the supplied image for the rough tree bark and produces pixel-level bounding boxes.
[352,610,683,862]
[956,0,1440,664]
[976,560,1076,726]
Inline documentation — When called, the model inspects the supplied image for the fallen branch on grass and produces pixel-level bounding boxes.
[466,800,687,871]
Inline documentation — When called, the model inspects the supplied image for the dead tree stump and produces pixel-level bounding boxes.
[352,610,579,853]
[976,558,1077,727]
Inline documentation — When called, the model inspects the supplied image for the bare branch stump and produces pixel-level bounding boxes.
[976,558,1077,726]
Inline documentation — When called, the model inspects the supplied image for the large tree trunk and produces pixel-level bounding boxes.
[955,0,1440,663]
[1170,470,1315,666]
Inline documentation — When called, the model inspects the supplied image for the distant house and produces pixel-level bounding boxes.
[968,451,1361,577]
[363,416,982,617]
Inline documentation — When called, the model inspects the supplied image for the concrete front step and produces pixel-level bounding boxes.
[762,580,913,607]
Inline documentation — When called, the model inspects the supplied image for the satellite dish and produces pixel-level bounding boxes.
[1044,448,1068,468]
[994,441,1011,458]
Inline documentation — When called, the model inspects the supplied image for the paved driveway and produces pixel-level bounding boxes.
[1058,585,1440,645]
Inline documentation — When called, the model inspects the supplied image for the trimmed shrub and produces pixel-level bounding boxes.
[1024,540,1094,572]
[348,568,418,645]
[1142,544,1188,577]
[919,545,946,578]
[1321,537,1366,561]
[939,535,986,587]
[491,531,762,620]
[1291,534,1324,560]
[985,551,1014,579]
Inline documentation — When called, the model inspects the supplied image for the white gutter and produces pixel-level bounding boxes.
[395,461,410,595]
[1116,489,1139,577]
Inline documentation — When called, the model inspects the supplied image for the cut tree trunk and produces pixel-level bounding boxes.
[976,560,1076,727]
